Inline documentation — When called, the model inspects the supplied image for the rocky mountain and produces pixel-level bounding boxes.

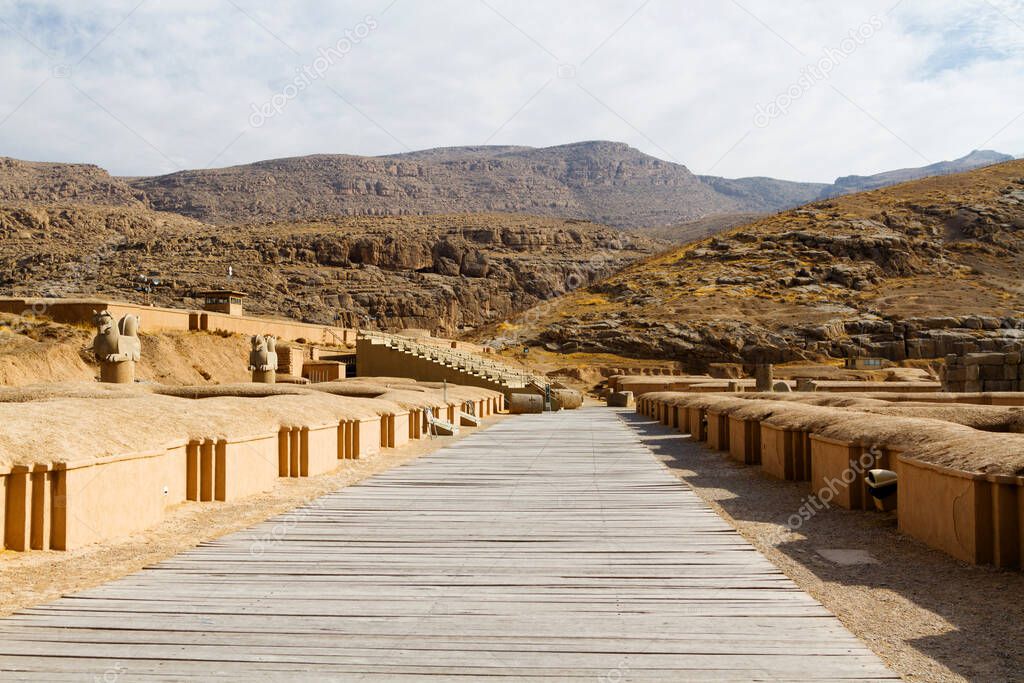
[123,143,1012,231]
[696,175,829,212]
[1,144,1012,234]
[824,150,1014,198]
[0,157,142,207]
[129,142,746,229]
[0,204,658,334]
[483,159,1024,370]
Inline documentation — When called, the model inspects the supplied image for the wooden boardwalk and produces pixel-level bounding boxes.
[0,408,896,681]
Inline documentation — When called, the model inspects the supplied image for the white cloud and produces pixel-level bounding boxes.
[0,0,1022,181]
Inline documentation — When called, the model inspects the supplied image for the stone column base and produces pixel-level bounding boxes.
[99,361,135,384]
[252,369,277,384]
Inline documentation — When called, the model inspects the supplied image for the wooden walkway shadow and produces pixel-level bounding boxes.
[0,407,896,681]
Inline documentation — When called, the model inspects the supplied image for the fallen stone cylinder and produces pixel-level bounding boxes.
[552,389,583,410]
[508,393,544,414]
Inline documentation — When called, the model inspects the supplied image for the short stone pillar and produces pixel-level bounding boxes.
[248,335,278,384]
[92,310,141,384]
[754,364,774,392]
[100,360,135,384]
[727,380,742,392]
[251,368,276,383]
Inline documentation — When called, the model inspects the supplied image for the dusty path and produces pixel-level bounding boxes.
[0,408,894,681]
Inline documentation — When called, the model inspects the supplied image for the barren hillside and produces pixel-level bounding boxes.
[485,160,1024,369]
[0,313,250,386]
[0,157,142,207]
[129,142,771,229]
[126,144,1008,230]
[0,204,658,334]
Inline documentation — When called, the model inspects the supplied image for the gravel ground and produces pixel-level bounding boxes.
[622,410,1024,683]
[0,416,507,617]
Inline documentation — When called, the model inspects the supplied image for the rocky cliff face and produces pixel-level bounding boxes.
[489,160,1024,369]
[0,207,658,334]
[0,157,142,207]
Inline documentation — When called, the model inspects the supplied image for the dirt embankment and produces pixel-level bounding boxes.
[0,313,251,386]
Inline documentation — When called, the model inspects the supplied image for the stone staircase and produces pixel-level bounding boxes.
[356,331,550,402]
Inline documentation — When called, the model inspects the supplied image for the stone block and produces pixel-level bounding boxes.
[980,365,1006,381]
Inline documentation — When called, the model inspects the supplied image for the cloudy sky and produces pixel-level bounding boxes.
[1,0,1022,182]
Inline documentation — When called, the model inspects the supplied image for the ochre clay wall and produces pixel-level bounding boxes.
[2,388,495,553]
[759,424,809,481]
[727,416,761,466]
[638,392,1024,570]
[706,409,730,452]
[898,459,987,565]
[0,297,356,345]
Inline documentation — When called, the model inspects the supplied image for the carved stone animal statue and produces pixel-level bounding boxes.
[92,311,142,363]
[248,335,278,372]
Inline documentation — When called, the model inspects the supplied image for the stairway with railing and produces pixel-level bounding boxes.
[356,331,549,400]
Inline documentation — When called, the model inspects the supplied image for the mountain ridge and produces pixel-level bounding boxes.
[0,143,1013,232]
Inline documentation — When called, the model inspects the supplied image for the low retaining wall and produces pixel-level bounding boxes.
[198,311,355,345]
[706,409,730,452]
[0,297,356,345]
[637,392,1024,570]
[1,395,491,553]
[186,434,279,502]
[4,445,187,551]
[807,435,893,511]
[727,415,761,466]
[760,423,810,481]
[898,457,1024,568]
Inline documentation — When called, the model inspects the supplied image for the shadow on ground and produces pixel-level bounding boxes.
[619,410,1024,683]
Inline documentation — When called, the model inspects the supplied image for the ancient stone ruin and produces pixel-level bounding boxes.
[754,363,774,391]
[92,310,141,383]
[248,334,278,383]
[942,347,1024,392]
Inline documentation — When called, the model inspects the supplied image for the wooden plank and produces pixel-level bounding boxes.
[0,408,897,680]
